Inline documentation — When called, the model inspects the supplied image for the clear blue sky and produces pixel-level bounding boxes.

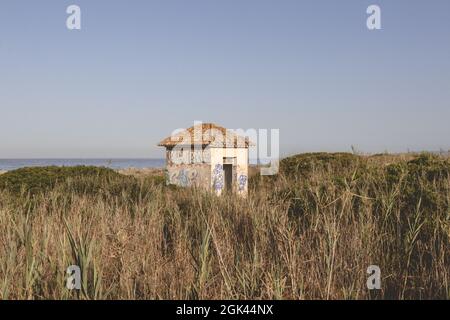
[1,0,449,158]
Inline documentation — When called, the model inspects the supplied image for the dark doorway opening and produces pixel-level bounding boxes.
[223,164,233,192]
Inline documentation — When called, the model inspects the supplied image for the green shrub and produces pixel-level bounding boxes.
[0,166,123,195]
[280,152,362,178]
[384,154,450,210]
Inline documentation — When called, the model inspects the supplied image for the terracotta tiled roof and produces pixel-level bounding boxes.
[158,123,254,148]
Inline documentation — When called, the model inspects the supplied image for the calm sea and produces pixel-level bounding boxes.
[0,159,165,171]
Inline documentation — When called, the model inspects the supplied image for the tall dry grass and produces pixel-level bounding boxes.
[0,153,448,299]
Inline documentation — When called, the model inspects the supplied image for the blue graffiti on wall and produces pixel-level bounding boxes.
[170,169,198,187]
[177,169,189,187]
[238,174,248,191]
[213,164,224,191]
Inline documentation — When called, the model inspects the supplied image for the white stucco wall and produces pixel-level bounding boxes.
[210,147,248,196]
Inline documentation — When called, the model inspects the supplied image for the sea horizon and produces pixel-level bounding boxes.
[0,158,274,171]
[0,158,166,171]
[1,150,449,172]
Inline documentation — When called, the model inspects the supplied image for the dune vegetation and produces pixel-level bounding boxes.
[0,153,448,299]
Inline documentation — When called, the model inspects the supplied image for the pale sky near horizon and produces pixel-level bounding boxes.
[1,0,449,158]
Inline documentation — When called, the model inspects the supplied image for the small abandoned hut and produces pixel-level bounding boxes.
[158,123,253,196]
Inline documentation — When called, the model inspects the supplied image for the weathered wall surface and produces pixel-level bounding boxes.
[165,164,210,188]
[167,147,211,165]
[165,147,212,189]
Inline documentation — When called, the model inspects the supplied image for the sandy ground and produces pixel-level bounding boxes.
[0,168,163,177]
[117,167,165,178]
